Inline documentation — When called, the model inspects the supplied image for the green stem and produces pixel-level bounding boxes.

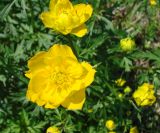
[28,0,35,32]
[66,35,79,59]
[38,0,43,12]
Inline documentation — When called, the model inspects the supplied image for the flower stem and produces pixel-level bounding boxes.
[66,35,79,58]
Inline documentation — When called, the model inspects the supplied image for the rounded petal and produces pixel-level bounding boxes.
[26,51,48,78]
[74,4,93,24]
[40,11,56,28]
[48,44,77,60]
[61,89,86,110]
[26,71,49,105]
[45,103,59,109]
[65,59,85,79]
[81,62,96,87]
[40,83,64,108]
[49,0,58,11]
[71,24,88,37]
[54,0,74,14]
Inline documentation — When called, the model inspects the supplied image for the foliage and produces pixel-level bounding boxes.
[0,0,160,132]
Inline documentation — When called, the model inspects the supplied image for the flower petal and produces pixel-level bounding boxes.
[81,62,96,87]
[25,51,47,78]
[48,44,77,60]
[74,4,93,24]
[61,89,86,110]
[71,24,88,37]
[54,0,74,14]
[49,0,58,11]
[28,71,49,93]
[45,103,59,109]
[40,11,56,28]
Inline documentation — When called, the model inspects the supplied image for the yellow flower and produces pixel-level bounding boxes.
[46,126,60,133]
[132,83,156,106]
[40,0,93,37]
[118,93,123,99]
[129,126,138,133]
[109,132,116,133]
[115,78,126,87]
[25,44,95,110]
[150,0,157,5]
[124,86,131,94]
[105,120,116,131]
[120,37,135,51]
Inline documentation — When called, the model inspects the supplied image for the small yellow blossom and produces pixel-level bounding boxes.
[124,86,131,94]
[129,126,138,133]
[120,37,135,51]
[46,126,60,133]
[109,132,116,133]
[105,120,116,131]
[115,78,126,87]
[40,0,93,37]
[118,93,123,99]
[132,83,156,106]
[25,44,95,110]
[150,0,157,5]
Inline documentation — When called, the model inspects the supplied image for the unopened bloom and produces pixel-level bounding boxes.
[124,86,131,94]
[115,78,126,87]
[25,44,95,110]
[118,93,123,99]
[46,126,60,133]
[105,120,116,131]
[132,83,156,106]
[120,37,135,51]
[129,126,138,133]
[150,0,157,5]
[40,0,93,37]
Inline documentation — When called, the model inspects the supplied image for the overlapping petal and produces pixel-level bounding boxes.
[71,24,88,37]
[61,89,86,110]
[74,4,93,24]
[25,51,47,78]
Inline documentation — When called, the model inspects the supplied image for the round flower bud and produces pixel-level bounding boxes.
[124,86,132,94]
[129,126,138,133]
[149,0,157,6]
[120,37,135,51]
[105,120,116,131]
[46,126,60,133]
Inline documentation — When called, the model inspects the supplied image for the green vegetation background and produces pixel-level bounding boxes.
[0,0,160,132]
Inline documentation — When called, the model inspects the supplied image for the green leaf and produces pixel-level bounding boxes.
[0,75,6,86]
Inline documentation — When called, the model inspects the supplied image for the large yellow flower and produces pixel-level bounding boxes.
[25,44,95,110]
[40,0,93,37]
[132,83,156,106]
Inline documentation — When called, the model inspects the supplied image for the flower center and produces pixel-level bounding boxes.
[50,70,72,88]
